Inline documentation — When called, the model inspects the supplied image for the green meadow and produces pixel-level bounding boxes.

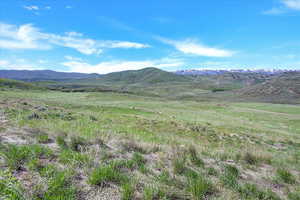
[0,90,299,200]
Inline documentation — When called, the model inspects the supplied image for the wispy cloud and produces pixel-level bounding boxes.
[61,57,184,74]
[0,22,150,55]
[23,5,39,11]
[157,37,235,57]
[282,0,300,10]
[0,59,44,70]
[0,23,50,50]
[263,0,300,15]
[262,7,286,15]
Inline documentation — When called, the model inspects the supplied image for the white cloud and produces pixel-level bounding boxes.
[61,58,183,74]
[66,6,72,9]
[64,55,83,61]
[65,32,83,37]
[38,60,48,64]
[158,37,235,57]
[45,6,51,10]
[263,0,300,15]
[0,60,44,70]
[24,5,39,11]
[282,0,300,10]
[0,23,50,50]
[107,41,150,49]
[0,22,149,54]
[0,60,9,66]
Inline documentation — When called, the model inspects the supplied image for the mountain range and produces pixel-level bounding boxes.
[0,70,100,81]
[0,67,299,103]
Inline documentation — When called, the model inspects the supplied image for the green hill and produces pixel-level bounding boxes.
[239,72,300,103]
[77,67,192,85]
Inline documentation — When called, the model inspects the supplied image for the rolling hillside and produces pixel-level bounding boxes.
[76,67,192,85]
[189,72,275,90]
[239,72,300,103]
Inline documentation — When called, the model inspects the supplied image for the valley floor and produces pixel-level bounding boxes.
[0,90,299,200]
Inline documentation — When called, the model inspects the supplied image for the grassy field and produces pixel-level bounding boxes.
[0,90,299,199]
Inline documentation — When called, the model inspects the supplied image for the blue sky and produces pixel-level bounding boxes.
[0,0,300,73]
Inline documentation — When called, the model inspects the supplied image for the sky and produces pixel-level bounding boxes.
[0,0,300,74]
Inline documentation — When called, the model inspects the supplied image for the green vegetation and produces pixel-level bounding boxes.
[88,163,128,186]
[0,170,26,200]
[0,78,42,90]
[0,87,299,199]
[187,176,213,199]
[276,168,296,184]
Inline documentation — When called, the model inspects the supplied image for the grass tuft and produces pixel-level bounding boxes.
[58,149,90,166]
[56,135,68,149]
[121,182,135,200]
[238,183,280,200]
[276,168,296,184]
[187,172,214,200]
[221,164,240,189]
[0,144,52,170]
[88,164,128,186]
[172,157,186,175]
[36,133,51,144]
[243,152,258,165]
[0,170,26,200]
[188,146,205,167]
[69,136,88,152]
